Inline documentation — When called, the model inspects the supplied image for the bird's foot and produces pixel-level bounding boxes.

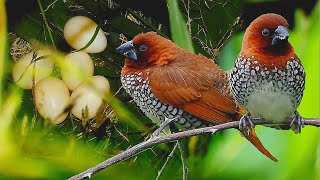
[289,111,305,134]
[239,113,255,135]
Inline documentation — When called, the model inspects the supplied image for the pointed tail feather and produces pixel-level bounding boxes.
[241,127,278,162]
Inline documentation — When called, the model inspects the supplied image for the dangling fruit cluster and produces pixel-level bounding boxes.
[11,16,110,125]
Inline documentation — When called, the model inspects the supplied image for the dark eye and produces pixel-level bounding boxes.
[262,28,269,36]
[139,44,148,51]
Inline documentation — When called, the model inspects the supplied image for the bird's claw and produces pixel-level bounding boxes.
[290,111,305,134]
[239,113,255,135]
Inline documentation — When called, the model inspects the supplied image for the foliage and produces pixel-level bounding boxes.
[1,0,319,179]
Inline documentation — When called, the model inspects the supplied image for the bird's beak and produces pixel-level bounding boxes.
[271,25,289,46]
[116,40,137,60]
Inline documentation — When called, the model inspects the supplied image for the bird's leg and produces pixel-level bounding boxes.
[289,111,305,134]
[239,113,255,135]
[151,117,176,137]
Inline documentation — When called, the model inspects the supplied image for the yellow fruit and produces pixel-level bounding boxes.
[64,16,107,53]
[71,76,110,121]
[61,51,94,91]
[34,77,70,124]
[12,50,54,89]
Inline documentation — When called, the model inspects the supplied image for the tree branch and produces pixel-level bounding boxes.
[68,118,320,180]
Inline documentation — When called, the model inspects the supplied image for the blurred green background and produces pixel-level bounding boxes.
[1,0,319,179]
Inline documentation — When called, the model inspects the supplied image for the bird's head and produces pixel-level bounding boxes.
[117,32,177,73]
[241,13,294,63]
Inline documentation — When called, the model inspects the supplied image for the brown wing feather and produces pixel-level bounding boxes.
[148,50,240,124]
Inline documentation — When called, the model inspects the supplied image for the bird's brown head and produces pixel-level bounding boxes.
[241,13,295,67]
[117,32,178,73]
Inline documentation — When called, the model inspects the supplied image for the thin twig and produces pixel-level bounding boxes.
[44,0,58,12]
[68,118,320,180]
[152,117,175,137]
[37,0,56,49]
[155,141,179,180]
[177,140,188,180]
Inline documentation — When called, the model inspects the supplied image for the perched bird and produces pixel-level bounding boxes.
[117,32,277,161]
[230,13,305,133]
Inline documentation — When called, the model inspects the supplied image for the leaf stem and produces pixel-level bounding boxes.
[37,0,56,49]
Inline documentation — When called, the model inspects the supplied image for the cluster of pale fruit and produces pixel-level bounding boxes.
[12,16,110,125]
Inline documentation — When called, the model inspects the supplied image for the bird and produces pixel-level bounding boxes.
[116,31,277,161]
[229,13,305,133]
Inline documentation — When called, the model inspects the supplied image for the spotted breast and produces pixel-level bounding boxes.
[230,55,305,123]
[121,72,210,130]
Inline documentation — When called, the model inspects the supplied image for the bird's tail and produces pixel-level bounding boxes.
[241,126,278,162]
[235,108,277,162]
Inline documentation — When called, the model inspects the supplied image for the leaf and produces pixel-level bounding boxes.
[284,4,320,180]
[0,0,6,106]
[291,5,320,117]
[178,0,243,58]
[0,87,22,155]
[167,0,194,52]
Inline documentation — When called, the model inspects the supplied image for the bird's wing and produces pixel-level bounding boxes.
[148,52,239,124]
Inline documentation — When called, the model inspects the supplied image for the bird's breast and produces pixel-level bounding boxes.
[246,82,295,123]
[121,72,210,130]
[230,55,305,123]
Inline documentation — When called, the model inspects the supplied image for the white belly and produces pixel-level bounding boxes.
[246,82,295,123]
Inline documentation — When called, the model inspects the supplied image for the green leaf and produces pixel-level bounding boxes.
[291,6,320,118]
[0,0,6,107]
[216,33,243,70]
[167,0,194,52]
[286,4,320,180]
[178,0,243,59]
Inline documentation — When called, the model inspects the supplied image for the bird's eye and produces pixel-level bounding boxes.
[261,28,269,36]
[139,44,148,51]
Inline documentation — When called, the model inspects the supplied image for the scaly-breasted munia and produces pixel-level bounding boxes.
[230,13,305,133]
[117,32,277,161]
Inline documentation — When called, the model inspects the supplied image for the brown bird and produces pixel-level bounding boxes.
[117,32,277,161]
[230,13,305,133]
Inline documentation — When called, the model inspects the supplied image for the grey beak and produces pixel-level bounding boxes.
[272,25,289,46]
[116,40,137,60]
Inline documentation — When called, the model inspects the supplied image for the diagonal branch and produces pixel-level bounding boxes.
[177,140,188,180]
[155,141,179,180]
[68,118,320,180]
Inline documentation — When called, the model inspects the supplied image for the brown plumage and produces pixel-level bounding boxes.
[240,13,295,68]
[118,32,277,161]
